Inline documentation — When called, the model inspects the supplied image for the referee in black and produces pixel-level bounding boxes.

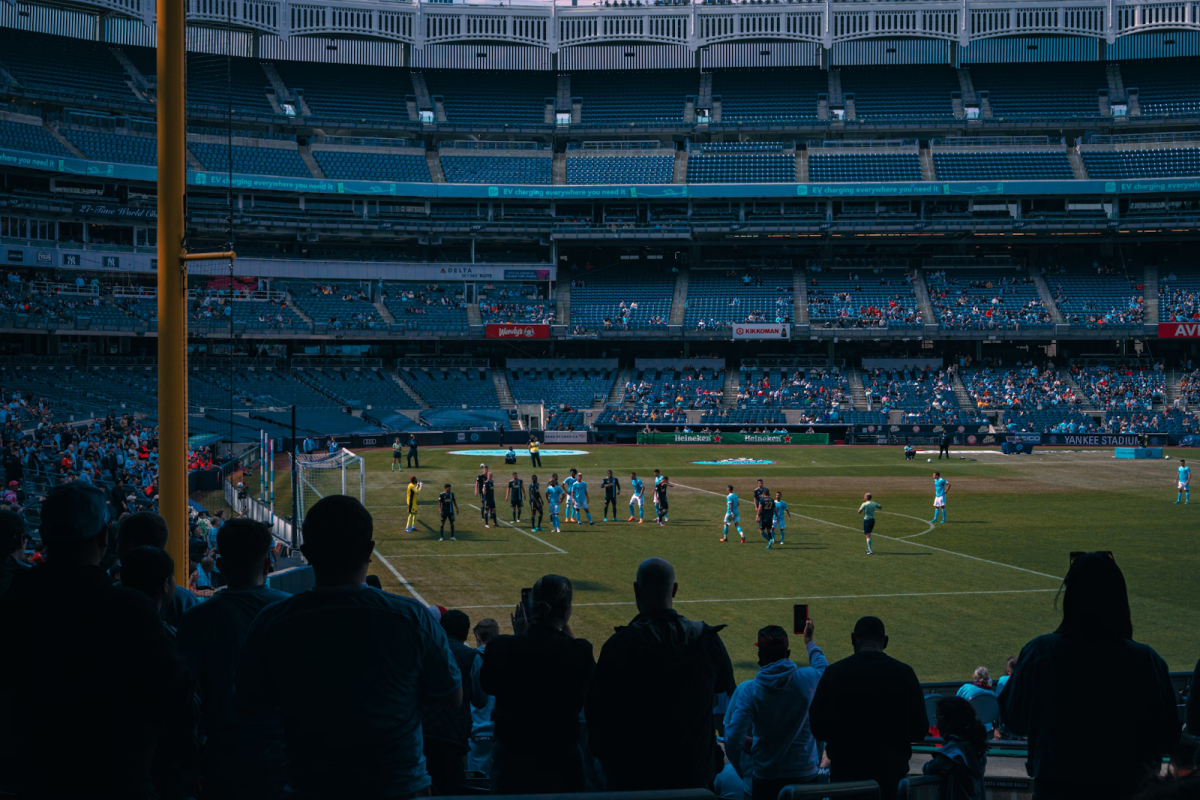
[938,430,951,460]
[407,434,419,468]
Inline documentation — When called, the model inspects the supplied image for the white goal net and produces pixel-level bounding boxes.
[292,448,366,529]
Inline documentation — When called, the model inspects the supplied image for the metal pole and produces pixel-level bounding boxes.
[291,404,300,548]
[158,0,189,589]
[268,437,275,524]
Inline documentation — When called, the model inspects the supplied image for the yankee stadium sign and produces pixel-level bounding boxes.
[1158,322,1200,338]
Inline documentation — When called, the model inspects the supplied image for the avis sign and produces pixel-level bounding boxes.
[1159,322,1200,338]
[731,323,791,341]
[485,324,550,340]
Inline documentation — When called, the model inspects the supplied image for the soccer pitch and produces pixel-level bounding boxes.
[314,445,1198,682]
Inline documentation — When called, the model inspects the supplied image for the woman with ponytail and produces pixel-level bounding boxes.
[479,574,596,794]
[923,696,987,800]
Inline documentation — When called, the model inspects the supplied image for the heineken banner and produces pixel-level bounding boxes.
[637,432,828,445]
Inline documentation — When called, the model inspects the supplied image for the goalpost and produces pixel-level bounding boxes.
[291,448,366,528]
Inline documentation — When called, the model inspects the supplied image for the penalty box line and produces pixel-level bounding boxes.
[455,587,1061,610]
[379,503,567,561]
[670,481,1062,582]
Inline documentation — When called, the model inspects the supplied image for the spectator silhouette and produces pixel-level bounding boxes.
[809,616,926,800]
[1002,552,1180,800]
[176,518,289,800]
[922,696,987,800]
[724,620,827,800]
[421,609,481,795]
[117,510,198,627]
[0,508,30,594]
[587,557,736,791]
[468,617,500,775]
[1189,657,1200,737]
[480,574,595,794]
[236,495,462,800]
[0,482,191,800]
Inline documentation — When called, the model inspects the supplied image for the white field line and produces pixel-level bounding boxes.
[454,588,1060,610]
[671,482,1062,582]
[373,550,428,605]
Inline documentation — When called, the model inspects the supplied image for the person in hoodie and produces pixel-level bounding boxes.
[923,696,987,800]
[586,557,737,791]
[723,622,828,800]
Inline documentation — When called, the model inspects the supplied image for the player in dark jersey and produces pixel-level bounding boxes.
[601,470,621,522]
[757,491,777,549]
[482,471,498,528]
[654,476,672,526]
[438,484,459,542]
[753,479,769,509]
[474,464,488,524]
[528,475,544,532]
[506,473,525,524]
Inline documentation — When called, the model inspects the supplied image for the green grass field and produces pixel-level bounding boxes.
[263,444,1200,683]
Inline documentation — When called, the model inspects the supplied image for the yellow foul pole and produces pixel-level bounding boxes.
[157,0,189,588]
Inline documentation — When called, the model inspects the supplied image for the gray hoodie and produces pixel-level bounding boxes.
[723,642,828,781]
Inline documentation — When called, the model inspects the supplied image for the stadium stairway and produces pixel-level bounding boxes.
[912,270,937,324]
[466,303,481,326]
[919,148,936,181]
[604,366,629,408]
[390,372,428,410]
[1063,372,1100,412]
[1143,263,1159,325]
[721,368,737,409]
[794,268,809,324]
[848,367,868,410]
[492,369,515,408]
[1030,266,1065,323]
[299,145,325,179]
[796,149,807,182]
[260,62,303,115]
[552,151,566,185]
[556,283,571,324]
[672,150,688,184]
[668,266,689,325]
[285,295,314,326]
[1165,368,1178,409]
[426,150,446,183]
[1068,147,1089,179]
[374,298,395,324]
[109,48,153,103]
[46,124,84,158]
[951,370,975,412]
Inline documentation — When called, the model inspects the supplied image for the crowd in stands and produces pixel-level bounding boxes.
[1046,264,1145,329]
[807,273,921,329]
[1072,362,1165,411]
[478,285,555,325]
[1160,271,1200,323]
[926,271,1053,329]
[2,485,1193,800]
[1180,364,1200,408]
[963,362,1081,411]
[622,368,724,410]
[863,366,969,424]
[736,368,847,410]
[1103,409,1197,435]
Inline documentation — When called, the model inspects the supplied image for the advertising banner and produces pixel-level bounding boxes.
[731,323,791,340]
[486,323,550,340]
[1158,322,1200,338]
[637,432,828,445]
[543,430,588,443]
[1042,433,1169,447]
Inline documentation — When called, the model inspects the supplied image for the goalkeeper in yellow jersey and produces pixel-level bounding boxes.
[405,475,423,532]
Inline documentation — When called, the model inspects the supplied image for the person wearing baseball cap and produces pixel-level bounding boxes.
[0,482,192,799]
[723,621,827,800]
[809,616,927,800]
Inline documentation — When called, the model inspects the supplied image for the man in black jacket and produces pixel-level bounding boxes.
[586,558,736,791]
[809,616,926,800]
[422,609,480,795]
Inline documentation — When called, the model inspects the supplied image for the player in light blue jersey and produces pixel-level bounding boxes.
[571,473,594,525]
[628,472,645,523]
[720,485,745,543]
[563,469,579,523]
[1176,459,1191,504]
[545,474,565,533]
[773,491,791,544]
[931,472,950,523]
[653,469,667,522]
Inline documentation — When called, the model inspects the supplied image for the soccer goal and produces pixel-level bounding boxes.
[292,448,366,527]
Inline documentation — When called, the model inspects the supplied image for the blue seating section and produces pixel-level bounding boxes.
[932,150,1074,180]
[699,408,786,425]
[687,143,794,183]
[0,30,143,106]
[738,367,847,410]
[566,154,675,184]
[962,366,1081,410]
[926,270,1053,329]
[63,128,156,165]
[184,54,276,116]
[1007,409,1099,433]
[312,150,432,182]
[273,62,412,121]
[383,282,469,332]
[508,368,615,406]
[1105,409,1194,433]
[1047,269,1143,328]
[970,62,1105,118]
[399,367,499,408]
[624,367,724,410]
[189,368,334,408]
[298,368,413,409]
[479,283,554,325]
[188,297,308,331]
[569,268,675,330]
[423,70,553,126]
[1118,58,1200,117]
[841,66,958,120]
[282,282,386,330]
[1080,147,1200,179]
[573,71,694,126]
[684,270,793,329]
[808,152,921,182]
[1071,363,1163,411]
[807,274,921,328]
[863,367,977,424]
[1160,270,1200,323]
[188,142,312,177]
[440,155,551,184]
[545,409,585,430]
[710,68,825,124]
[596,408,687,425]
[0,119,70,157]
